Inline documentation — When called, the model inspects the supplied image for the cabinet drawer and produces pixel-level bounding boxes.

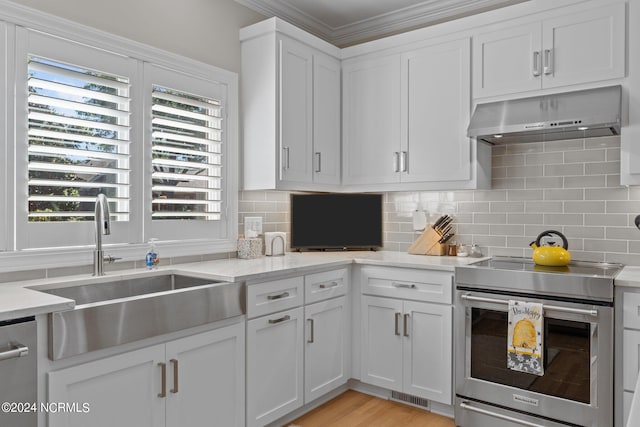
[360,266,452,304]
[624,292,640,330]
[305,268,348,304]
[247,276,304,319]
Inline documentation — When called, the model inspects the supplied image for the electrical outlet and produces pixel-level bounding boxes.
[244,216,263,237]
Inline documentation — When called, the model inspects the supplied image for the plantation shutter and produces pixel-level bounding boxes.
[27,57,131,221]
[151,86,223,220]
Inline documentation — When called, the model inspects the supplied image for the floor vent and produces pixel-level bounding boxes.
[390,391,430,409]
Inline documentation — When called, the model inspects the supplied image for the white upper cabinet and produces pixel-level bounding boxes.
[312,52,341,185]
[241,19,341,191]
[343,37,489,190]
[342,55,402,186]
[473,2,625,98]
[401,38,472,184]
[279,37,313,184]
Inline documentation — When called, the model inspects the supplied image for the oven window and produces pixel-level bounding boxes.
[470,308,590,404]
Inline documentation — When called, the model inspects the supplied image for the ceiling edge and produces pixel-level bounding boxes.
[234,0,527,47]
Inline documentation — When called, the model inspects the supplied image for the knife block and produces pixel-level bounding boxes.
[407,227,446,256]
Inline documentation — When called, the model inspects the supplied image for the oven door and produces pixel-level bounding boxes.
[455,289,613,427]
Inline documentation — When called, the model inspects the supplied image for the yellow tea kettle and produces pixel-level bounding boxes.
[530,230,571,266]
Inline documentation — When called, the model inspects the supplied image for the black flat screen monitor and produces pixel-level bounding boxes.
[290,193,383,250]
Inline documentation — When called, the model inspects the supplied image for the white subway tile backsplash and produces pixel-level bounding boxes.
[585,213,628,227]
[563,201,605,213]
[507,189,544,201]
[564,175,606,188]
[564,149,606,163]
[544,163,583,176]
[544,213,584,226]
[525,176,564,189]
[524,201,563,213]
[585,161,620,175]
[490,201,525,213]
[526,152,564,165]
[508,213,544,225]
[238,136,640,265]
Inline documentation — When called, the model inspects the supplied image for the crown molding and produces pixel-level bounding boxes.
[235,0,526,46]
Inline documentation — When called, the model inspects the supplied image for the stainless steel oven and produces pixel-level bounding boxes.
[454,257,622,427]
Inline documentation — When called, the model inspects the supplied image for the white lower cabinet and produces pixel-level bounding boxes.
[361,295,452,405]
[304,296,349,403]
[47,323,245,427]
[246,307,304,427]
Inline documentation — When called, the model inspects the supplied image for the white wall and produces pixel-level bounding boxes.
[8,0,266,72]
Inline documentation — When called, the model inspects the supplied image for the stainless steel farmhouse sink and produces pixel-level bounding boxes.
[32,273,245,360]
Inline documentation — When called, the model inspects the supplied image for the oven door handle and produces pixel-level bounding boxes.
[459,401,545,427]
[460,293,598,317]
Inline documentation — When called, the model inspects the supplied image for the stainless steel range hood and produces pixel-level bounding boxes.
[467,85,621,144]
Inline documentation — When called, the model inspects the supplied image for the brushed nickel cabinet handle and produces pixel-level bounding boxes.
[403,314,410,337]
[170,359,178,394]
[392,282,416,289]
[158,362,167,398]
[401,151,408,172]
[394,152,400,172]
[543,48,553,75]
[282,146,290,169]
[0,342,28,361]
[307,318,314,343]
[319,281,339,289]
[315,152,321,173]
[532,51,541,77]
[395,312,401,336]
[267,292,290,300]
[269,314,291,324]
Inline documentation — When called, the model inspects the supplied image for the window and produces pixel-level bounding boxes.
[7,24,237,259]
[145,64,232,242]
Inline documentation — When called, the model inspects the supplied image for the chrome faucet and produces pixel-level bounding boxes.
[93,193,111,276]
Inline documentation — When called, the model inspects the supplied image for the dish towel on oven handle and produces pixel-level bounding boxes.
[507,300,544,376]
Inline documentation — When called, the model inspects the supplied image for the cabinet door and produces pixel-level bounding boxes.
[48,344,166,427]
[279,36,313,184]
[313,52,341,185]
[542,3,625,89]
[403,301,452,404]
[473,22,542,98]
[623,329,640,393]
[305,296,349,403]
[342,55,402,185]
[165,323,245,427]
[402,38,471,184]
[247,307,304,427]
[360,296,403,391]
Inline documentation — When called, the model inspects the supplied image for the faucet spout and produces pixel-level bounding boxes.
[93,194,111,276]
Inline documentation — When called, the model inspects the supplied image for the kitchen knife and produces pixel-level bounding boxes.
[432,215,447,230]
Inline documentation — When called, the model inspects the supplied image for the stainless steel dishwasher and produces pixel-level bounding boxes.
[0,316,36,427]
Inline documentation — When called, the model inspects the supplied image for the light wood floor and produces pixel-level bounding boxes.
[287,390,456,427]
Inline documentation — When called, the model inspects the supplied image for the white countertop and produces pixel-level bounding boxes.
[0,251,485,321]
[615,266,640,288]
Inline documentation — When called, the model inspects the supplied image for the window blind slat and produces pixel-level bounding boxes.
[28,60,130,91]
[29,78,130,105]
[28,145,130,161]
[153,90,221,111]
[152,117,219,134]
[29,94,130,120]
[29,111,131,134]
[29,161,130,175]
[152,131,220,147]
